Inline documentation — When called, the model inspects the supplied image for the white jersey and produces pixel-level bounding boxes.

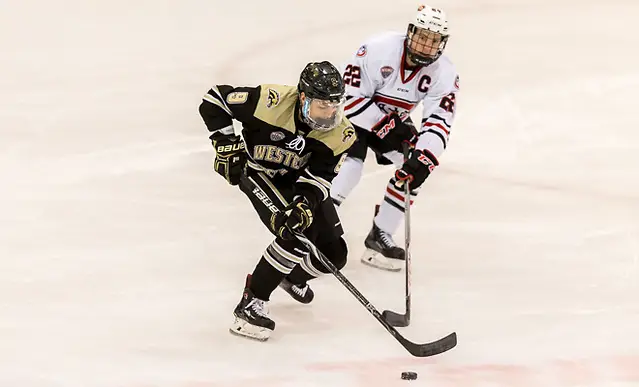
[342,31,459,161]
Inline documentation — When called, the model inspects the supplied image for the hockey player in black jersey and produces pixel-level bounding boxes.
[198,61,356,341]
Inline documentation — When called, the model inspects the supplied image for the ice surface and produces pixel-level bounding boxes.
[1,0,637,386]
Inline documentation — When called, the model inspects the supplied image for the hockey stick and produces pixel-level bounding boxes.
[239,174,457,357]
[382,142,413,327]
[293,231,456,357]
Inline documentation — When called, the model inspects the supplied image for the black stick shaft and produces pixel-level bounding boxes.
[402,143,412,325]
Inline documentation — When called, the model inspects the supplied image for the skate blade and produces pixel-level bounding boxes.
[229,316,272,342]
[360,249,402,272]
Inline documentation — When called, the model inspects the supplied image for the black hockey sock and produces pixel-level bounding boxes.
[286,264,316,285]
[250,257,286,301]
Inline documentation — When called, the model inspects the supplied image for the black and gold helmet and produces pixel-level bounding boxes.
[298,61,345,103]
[298,61,346,132]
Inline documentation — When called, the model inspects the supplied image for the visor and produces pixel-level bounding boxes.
[301,96,346,131]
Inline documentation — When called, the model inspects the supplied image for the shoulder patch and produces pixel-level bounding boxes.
[342,126,355,143]
[254,84,299,134]
[356,45,367,57]
[380,66,394,79]
[266,88,280,108]
[454,74,460,89]
[226,91,248,104]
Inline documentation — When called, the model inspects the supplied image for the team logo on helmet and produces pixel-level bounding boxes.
[418,4,441,12]
[266,88,280,108]
[356,45,367,57]
[380,66,394,79]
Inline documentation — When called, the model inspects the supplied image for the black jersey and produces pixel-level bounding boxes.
[199,84,356,207]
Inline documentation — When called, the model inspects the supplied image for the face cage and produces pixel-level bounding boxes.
[406,25,448,66]
[301,97,345,132]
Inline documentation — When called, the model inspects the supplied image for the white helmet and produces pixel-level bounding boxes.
[406,5,450,66]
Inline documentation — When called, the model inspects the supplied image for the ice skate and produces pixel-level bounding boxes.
[361,217,405,271]
[230,275,275,341]
[279,277,314,304]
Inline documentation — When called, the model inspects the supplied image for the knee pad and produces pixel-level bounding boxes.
[319,237,348,270]
[299,237,349,278]
[335,237,348,269]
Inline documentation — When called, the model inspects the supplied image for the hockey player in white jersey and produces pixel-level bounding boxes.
[331,4,460,271]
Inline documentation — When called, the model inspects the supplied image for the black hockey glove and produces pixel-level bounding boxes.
[270,196,313,240]
[213,135,246,186]
[371,114,419,148]
[394,148,439,190]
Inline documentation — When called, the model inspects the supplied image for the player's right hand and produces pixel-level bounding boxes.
[213,135,246,185]
[270,196,313,240]
[371,114,419,148]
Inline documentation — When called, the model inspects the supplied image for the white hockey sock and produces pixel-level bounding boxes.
[330,157,364,206]
[374,179,416,235]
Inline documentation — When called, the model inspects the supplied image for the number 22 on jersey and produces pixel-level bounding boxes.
[343,65,361,87]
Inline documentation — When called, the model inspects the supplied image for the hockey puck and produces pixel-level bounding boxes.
[401,371,418,380]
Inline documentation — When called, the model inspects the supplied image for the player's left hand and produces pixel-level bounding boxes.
[394,148,439,190]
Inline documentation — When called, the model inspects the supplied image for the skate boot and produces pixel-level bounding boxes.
[279,277,314,304]
[361,208,405,271]
[229,275,275,341]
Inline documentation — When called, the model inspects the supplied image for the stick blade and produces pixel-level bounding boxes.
[400,332,458,357]
[382,310,409,327]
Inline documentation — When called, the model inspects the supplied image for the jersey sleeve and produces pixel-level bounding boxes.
[295,148,348,208]
[416,67,460,160]
[198,85,261,142]
[342,45,387,131]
